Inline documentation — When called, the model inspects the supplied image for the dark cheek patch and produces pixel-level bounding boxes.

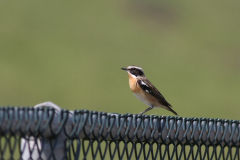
[130,70,143,76]
[130,70,137,76]
[138,70,143,76]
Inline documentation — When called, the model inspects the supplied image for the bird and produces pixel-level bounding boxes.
[121,65,178,116]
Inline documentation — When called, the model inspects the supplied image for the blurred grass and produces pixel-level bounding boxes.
[0,0,240,119]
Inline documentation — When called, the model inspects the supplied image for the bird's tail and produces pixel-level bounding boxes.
[168,107,178,116]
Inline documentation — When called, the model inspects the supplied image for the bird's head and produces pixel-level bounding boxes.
[121,65,145,78]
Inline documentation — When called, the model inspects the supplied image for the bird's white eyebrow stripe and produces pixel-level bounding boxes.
[134,67,143,70]
[127,66,143,71]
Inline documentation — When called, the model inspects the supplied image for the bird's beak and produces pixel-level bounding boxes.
[121,68,127,71]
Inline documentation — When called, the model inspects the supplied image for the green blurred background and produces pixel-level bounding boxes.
[0,1,239,119]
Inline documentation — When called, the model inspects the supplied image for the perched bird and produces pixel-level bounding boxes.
[121,65,178,116]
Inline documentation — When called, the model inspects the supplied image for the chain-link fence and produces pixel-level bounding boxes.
[0,102,239,160]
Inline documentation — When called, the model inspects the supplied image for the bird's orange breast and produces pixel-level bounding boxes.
[128,73,142,93]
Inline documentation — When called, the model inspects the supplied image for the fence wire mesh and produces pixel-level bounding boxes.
[0,103,240,160]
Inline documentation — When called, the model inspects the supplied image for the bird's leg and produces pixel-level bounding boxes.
[139,105,153,115]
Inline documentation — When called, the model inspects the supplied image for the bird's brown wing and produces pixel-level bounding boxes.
[137,78,178,116]
[137,78,171,107]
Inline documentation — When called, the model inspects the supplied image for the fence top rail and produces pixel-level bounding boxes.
[0,102,239,146]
